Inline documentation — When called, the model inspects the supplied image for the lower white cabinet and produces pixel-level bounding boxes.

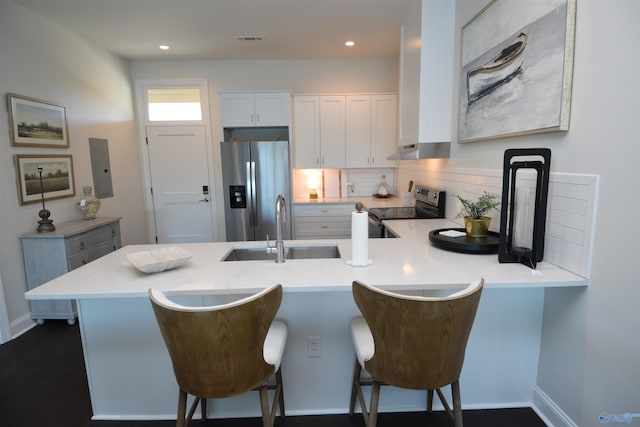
[21,217,122,324]
[293,204,353,239]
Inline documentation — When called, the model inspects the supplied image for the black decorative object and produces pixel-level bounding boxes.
[429,228,500,254]
[36,166,55,233]
[498,148,551,269]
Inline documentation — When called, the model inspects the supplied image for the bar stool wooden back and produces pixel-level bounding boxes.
[349,279,484,427]
[149,284,287,427]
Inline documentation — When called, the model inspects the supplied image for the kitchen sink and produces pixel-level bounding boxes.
[222,244,341,262]
[286,245,341,259]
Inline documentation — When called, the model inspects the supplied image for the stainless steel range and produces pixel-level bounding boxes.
[368,185,446,238]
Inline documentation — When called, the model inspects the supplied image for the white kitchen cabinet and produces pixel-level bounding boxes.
[346,94,397,168]
[319,96,346,168]
[345,95,371,168]
[293,95,345,169]
[293,96,321,168]
[20,217,121,324]
[293,203,353,239]
[219,91,290,127]
[399,0,454,145]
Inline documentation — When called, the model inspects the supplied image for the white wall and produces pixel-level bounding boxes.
[131,58,399,144]
[0,2,146,335]
[396,1,640,425]
[130,58,399,241]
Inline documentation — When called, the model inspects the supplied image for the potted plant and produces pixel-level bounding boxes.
[455,192,500,237]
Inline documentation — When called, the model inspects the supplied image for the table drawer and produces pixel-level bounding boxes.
[67,240,119,270]
[65,223,120,257]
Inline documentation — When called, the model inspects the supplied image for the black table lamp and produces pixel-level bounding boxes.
[498,148,551,269]
[36,166,55,233]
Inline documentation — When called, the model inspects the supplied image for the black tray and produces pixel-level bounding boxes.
[428,228,500,254]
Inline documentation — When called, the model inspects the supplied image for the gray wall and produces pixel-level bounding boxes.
[0,2,147,335]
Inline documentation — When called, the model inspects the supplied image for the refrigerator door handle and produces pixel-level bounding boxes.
[247,161,257,227]
[245,161,253,226]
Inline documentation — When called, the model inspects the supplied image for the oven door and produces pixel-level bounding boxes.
[368,214,384,238]
[368,214,398,238]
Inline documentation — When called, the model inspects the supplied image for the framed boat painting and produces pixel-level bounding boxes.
[458,0,576,143]
[7,93,69,148]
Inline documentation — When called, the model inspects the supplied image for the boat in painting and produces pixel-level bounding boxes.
[467,32,528,105]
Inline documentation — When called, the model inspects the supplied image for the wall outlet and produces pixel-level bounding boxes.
[307,336,321,358]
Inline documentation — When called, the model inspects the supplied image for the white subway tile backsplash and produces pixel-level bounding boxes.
[397,164,599,278]
[552,182,578,198]
[292,168,396,199]
[563,227,584,246]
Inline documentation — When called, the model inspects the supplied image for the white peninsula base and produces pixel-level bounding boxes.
[80,288,544,420]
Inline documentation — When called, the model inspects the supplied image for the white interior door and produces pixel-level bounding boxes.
[146,126,214,243]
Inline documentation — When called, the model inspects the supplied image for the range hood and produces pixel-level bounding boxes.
[387,141,450,160]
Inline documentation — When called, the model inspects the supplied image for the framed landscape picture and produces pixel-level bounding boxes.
[458,0,576,142]
[15,155,75,205]
[7,93,69,148]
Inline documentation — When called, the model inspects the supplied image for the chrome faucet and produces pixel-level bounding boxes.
[267,194,287,263]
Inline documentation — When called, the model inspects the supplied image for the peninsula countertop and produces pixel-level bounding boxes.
[25,219,587,301]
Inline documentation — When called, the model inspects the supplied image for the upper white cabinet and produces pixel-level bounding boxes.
[294,93,397,169]
[319,96,346,168]
[293,96,321,168]
[219,91,290,127]
[399,0,454,145]
[346,94,397,168]
[293,95,345,169]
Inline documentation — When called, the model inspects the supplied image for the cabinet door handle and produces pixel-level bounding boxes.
[79,242,85,250]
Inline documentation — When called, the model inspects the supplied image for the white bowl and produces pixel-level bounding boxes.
[126,247,192,273]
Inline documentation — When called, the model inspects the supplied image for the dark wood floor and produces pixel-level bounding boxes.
[0,321,547,427]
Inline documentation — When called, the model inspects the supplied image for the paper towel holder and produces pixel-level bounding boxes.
[347,201,372,267]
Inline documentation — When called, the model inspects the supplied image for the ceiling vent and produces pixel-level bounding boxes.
[235,35,264,41]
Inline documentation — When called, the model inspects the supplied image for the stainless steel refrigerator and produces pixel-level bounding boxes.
[221,140,292,242]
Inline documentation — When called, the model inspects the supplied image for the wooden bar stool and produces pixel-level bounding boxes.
[349,279,484,427]
[149,284,287,427]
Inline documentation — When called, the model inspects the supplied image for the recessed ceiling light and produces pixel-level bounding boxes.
[159,45,170,50]
[345,41,355,47]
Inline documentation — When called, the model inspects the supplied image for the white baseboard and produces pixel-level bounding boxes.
[532,385,578,427]
[10,313,36,339]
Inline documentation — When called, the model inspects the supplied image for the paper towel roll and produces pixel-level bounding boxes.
[349,211,371,266]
